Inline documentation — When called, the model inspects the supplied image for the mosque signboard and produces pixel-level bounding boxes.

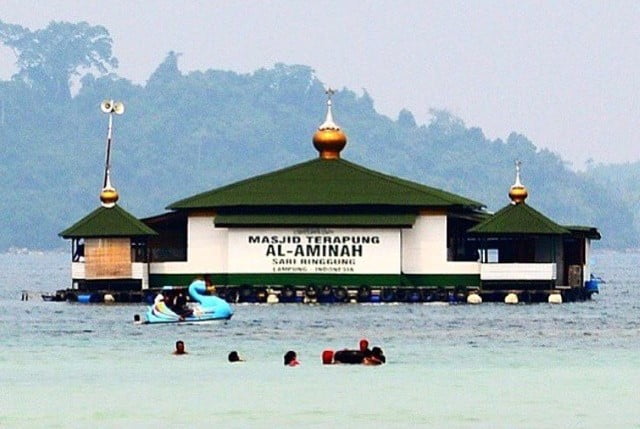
[228,228,401,274]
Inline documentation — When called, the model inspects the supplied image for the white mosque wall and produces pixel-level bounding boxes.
[227,227,401,274]
[151,215,229,275]
[583,239,591,281]
[149,261,194,275]
[402,214,479,275]
[72,260,148,288]
[186,215,229,272]
[71,262,85,279]
[131,263,149,289]
[480,263,557,280]
[150,213,483,277]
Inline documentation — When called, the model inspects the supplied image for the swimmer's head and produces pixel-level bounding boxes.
[228,351,242,362]
[359,338,369,351]
[284,350,298,366]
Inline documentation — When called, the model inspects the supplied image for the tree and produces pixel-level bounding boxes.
[0,20,118,100]
[147,51,182,88]
[397,108,416,128]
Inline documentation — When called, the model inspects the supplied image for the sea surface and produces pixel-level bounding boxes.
[1,250,639,428]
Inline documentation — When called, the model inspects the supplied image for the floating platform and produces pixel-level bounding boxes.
[48,282,597,305]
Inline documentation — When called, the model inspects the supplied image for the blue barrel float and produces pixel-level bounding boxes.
[77,294,92,303]
[585,274,602,294]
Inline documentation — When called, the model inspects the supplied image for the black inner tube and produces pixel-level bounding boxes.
[334,349,365,364]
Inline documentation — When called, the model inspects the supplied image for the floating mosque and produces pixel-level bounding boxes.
[59,93,600,304]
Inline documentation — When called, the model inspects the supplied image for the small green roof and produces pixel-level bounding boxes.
[214,212,417,227]
[468,202,570,236]
[59,205,158,238]
[168,158,484,210]
[564,225,601,240]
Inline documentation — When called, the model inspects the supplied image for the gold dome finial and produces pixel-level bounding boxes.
[509,160,528,204]
[100,175,119,208]
[100,188,119,207]
[313,88,347,159]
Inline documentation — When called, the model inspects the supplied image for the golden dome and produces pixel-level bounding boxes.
[100,186,119,208]
[313,128,347,159]
[313,89,347,159]
[509,185,528,204]
[509,161,528,204]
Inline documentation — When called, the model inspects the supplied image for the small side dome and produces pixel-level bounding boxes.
[100,186,119,208]
[313,89,347,160]
[509,161,528,204]
[509,185,528,204]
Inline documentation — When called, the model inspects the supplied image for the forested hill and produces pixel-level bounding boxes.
[583,161,640,236]
[0,21,636,250]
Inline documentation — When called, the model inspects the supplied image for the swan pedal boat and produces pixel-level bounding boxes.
[144,280,233,324]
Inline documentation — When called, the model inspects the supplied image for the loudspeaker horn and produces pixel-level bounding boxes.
[112,101,125,115]
[100,100,113,113]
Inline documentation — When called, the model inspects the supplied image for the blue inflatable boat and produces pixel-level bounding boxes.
[143,280,233,323]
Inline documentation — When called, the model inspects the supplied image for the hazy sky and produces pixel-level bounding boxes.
[2,1,639,168]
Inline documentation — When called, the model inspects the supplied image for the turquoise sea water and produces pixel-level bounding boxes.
[1,250,639,428]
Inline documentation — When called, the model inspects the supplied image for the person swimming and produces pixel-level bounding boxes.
[333,338,371,364]
[228,351,244,362]
[359,338,371,354]
[371,346,386,363]
[363,347,386,365]
[173,340,187,355]
[284,350,300,366]
[332,339,386,365]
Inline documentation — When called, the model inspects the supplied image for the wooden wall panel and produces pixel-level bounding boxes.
[85,238,132,279]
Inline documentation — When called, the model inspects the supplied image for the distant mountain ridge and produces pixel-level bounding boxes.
[0,21,636,249]
[582,161,640,236]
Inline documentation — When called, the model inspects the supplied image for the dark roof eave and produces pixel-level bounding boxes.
[142,210,187,224]
[214,222,414,228]
[467,231,570,237]
[213,212,417,228]
[564,225,602,240]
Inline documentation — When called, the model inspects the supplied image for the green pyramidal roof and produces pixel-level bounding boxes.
[468,202,570,235]
[59,205,158,238]
[168,158,484,210]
